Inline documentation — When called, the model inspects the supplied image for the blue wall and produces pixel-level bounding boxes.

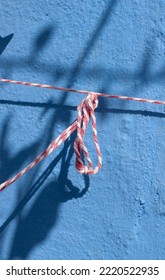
[0,0,165,260]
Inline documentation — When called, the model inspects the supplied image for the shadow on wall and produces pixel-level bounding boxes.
[30,25,55,62]
[0,0,118,259]
[0,34,14,55]
[0,135,89,260]
[0,0,163,260]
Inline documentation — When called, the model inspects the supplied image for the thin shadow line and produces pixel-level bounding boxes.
[0,99,164,118]
[0,99,77,110]
[97,108,165,118]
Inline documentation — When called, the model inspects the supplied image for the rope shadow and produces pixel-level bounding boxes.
[0,99,164,118]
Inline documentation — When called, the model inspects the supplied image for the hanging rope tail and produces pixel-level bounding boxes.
[0,94,102,192]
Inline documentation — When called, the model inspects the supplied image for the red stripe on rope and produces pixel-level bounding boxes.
[0,77,165,105]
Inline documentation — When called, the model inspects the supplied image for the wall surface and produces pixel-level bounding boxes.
[0,0,165,260]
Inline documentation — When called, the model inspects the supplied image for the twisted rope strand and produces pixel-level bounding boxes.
[0,94,101,192]
[74,94,102,174]
[0,77,165,105]
[0,121,77,192]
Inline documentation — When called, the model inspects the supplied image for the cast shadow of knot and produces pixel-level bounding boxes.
[0,134,89,259]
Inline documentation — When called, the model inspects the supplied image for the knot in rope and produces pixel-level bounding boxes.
[0,93,102,192]
[74,94,102,174]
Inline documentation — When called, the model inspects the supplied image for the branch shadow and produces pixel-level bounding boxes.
[64,0,117,87]
[29,25,55,63]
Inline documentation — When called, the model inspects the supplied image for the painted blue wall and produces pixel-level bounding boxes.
[0,0,165,260]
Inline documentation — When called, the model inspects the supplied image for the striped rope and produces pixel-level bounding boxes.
[0,76,165,192]
[74,94,102,174]
[0,94,101,192]
[0,77,165,105]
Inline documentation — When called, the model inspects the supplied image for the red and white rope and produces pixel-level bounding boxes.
[0,76,165,192]
[0,77,165,105]
[74,94,102,174]
[0,94,101,192]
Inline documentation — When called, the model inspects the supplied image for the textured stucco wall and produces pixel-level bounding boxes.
[0,0,165,260]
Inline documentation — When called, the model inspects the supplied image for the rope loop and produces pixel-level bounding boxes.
[74,94,102,174]
[0,93,102,192]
